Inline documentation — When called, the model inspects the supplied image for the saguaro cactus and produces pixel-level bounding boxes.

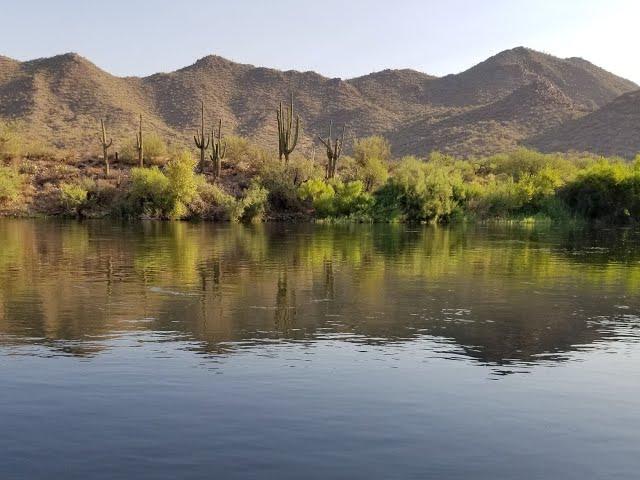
[209,118,227,181]
[99,119,113,176]
[135,114,144,167]
[194,100,210,173]
[276,93,300,164]
[318,121,346,179]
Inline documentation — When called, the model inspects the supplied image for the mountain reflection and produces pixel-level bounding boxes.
[1,219,639,368]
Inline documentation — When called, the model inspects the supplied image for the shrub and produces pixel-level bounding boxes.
[165,150,199,218]
[224,135,272,172]
[121,133,168,165]
[560,161,639,222]
[353,136,390,191]
[59,182,89,217]
[374,156,462,223]
[258,159,305,213]
[0,165,24,205]
[126,166,172,218]
[192,181,241,221]
[298,178,336,217]
[333,180,373,217]
[239,182,268,222]
[298,179,373,218]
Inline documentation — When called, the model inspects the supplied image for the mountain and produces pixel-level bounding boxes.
[421,47,636,109]
[0,47,636,157]
[530,89,640,158]
[393,78,583,156]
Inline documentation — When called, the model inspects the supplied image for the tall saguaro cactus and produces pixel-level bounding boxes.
[194,100,210,173]
[276,93,300,164]
[99,119,113,176]
[209,118,227,181]
[318,121,346,179]
[135,114,144,167]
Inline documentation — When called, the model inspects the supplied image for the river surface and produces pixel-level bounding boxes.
[1,219,639,479]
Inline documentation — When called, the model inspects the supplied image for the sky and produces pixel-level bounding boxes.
[1,0,639,83]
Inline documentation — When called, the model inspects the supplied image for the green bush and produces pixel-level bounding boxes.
[165,150,199,218]
[193,181,242,221]
[298,178,336,217]
[127,166,172,217]
[0,165,24,205]
[374,156,462,223]
[59,182,89,217]
[123,150,203,219]
[298,178,373,218]
[239,182,268,222]
[560,161,640,222]
[258,159,306,213]
[353,136,390,191]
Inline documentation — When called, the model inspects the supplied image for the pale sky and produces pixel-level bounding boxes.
[1,0,639,83]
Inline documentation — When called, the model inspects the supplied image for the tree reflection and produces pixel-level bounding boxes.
[0,219,639,368]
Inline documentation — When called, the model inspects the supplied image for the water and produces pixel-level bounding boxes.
[1,219,640,479]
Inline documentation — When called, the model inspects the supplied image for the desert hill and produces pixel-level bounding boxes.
[0,47,637,157]
[530,89,640,158]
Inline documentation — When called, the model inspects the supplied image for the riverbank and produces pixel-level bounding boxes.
[2,145,640,224]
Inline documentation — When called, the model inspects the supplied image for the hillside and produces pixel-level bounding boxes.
[393,78,583,156]
[0,47,637,157]
[530,89,640,158]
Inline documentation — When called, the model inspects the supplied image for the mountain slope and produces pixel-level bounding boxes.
[0,47,636,157]
[530,89,640,158]
[393,78,583,156]
[423,47,636,108]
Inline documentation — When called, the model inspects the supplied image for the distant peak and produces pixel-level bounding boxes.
[189,54,243,70]
[51,52,87,63]
[26,51,92,67]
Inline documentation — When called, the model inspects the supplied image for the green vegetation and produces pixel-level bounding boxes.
[59,182,89,217]
[0,165,24,205]
[2,113,640,224]
[352,136,390,191]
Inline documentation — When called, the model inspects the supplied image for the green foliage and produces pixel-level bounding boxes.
[165,150,198,217]
[0,165,24,205]
[374,156,463,223]
[127,166,172,217]
[194,181,242,221]
[298,178,336,217]
[333,180,373,217]
[352,136,390,191]
[560,160,640,222]
[298,178,373,218]
[124,150,199,219]
[239,182,268,222]
[257,159,306,213]
[59,182,89,217]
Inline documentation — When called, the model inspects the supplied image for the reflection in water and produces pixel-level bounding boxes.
[1,219,640,370]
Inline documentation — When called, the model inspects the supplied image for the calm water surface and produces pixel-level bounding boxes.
[1,219,639,479]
